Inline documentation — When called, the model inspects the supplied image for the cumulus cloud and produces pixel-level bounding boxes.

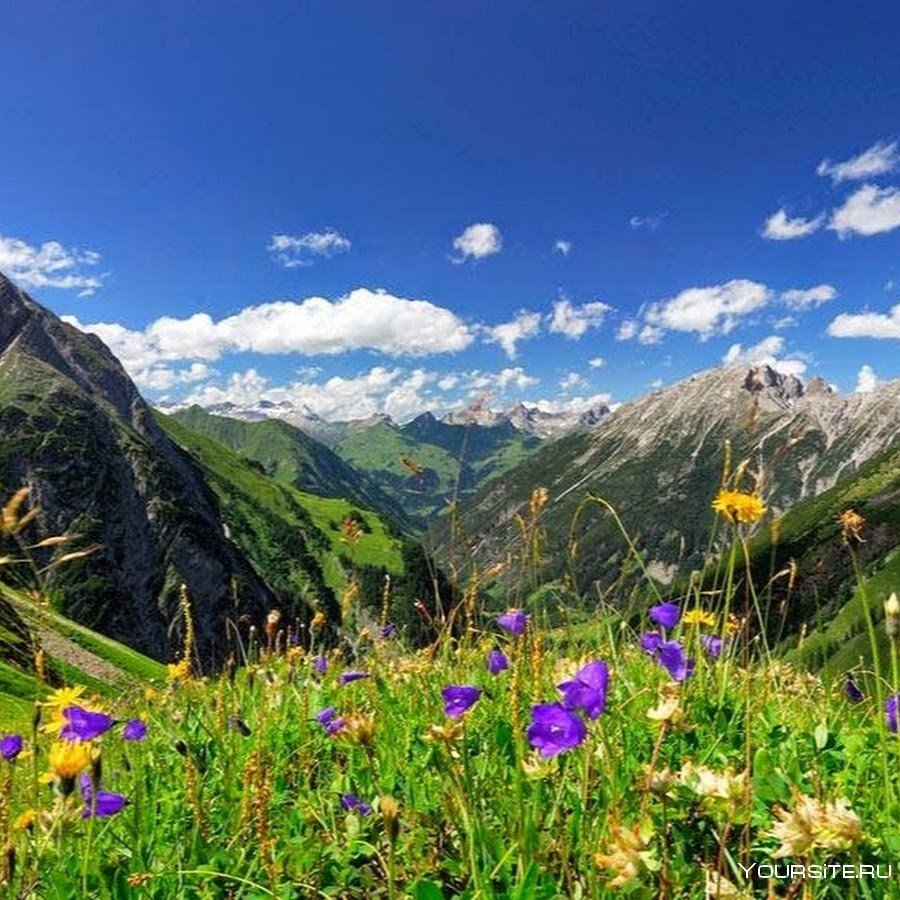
[828,184,900,237]
[484,311,542,358]
[0,232,105,297]
[642,279,771,340]
[827,303,900,339]
[66,288,475,372]
[451,222,502,262]
[780,284,837,310]
[817,140,900,183]
[722,335,807,377]
[616,318,663,345]
[629,212,668,231]
[554,239,572,256]
[267,230,351,267]
[855,364,881,393]
[761,208,824,241]
[588,356,605,368]
[523,392,613,415]
[559,372,586,393]
[547,299,612,339]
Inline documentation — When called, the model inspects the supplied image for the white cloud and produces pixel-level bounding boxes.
[132,362,212,391]
[547,299,612,339]
[454,366,539,395]
[761,208,823,241]
[722,334,807,376]
[451,222,502,262]
[773,315,798,330]
[629,212,667,231]
[524,392,613,415]
[588,356,605,368]
[559,372,586,393]
[642,279,771,340]
[66,288,475,373]
[616,319,638,341]
[0,233,105,297]
[485,311,541,358]
[855,364,881,393]
[817,140,900,183]
[828,303,900,339]
[554,239,572,256]
[828,184,900,237]
[780,284,837,310]
[267,230,351,267]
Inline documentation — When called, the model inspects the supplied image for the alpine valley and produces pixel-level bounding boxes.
[1,268,899,690]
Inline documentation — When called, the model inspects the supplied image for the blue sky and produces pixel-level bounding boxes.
[2,1,900,420]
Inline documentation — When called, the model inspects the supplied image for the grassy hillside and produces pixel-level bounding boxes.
[0,584,166,730]
[169,406,410,530]
[157,414,405,601]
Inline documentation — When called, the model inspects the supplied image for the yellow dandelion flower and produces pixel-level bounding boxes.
[14,809,39,831]
[48,741,94,781]
[41,685,90,734]
[712,489,766,525]
[144,687,159,703]
[682,609,716,628]
[167,658,192,684]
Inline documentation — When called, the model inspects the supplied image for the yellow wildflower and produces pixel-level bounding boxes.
[835,508,866,543]
[310,611,326,630]
[144,687,159,703]
[14,809,39,831]
[682,609,716,628]
[594,822,655,889]
[712,489,766,525]
[769,794,863,858]
[46,741,95,794]
[41,685,90,734]
[167,658,192,684]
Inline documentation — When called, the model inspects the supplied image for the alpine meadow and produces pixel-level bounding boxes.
[2,4,900,899]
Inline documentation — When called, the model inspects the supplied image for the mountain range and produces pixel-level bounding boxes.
[2,266,899,679]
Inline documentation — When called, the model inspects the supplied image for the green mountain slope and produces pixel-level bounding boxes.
[440,365,900,609]
[334,412,541,523]
[168,406,411,530]
[744,444,900,676]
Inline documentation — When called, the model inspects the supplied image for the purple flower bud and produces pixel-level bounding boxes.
[339,671,369,685]
[316,707,337,725]
[887,695,899,733]
[79,774,127,818]
[380,623,396,639]
[341,793,372,816]
[526,703,587,758]
[60,707,115,742]
[656,640,695,683]
[843,678,864,703]
[497,609,529,636]
[442,685,482,719]
[640,631,663,655]
[700,635,725,659]
[0,734,23,762]
[487,649,509,675]
[313,655,328,675]
[649,602,680,630]
[122,719,147,742]
[557,660,609,720]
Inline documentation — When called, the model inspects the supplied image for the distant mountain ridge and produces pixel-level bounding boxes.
[440,363,900,598]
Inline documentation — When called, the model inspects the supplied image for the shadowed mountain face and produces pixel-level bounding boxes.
[439,364,900,598]
[0,272,306,665]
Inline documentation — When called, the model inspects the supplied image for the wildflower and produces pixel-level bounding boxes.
[123,719,148,742]
[313,655,328,675]
[594,822,654,889]
[60,706,115,742]
[557,660,609,720]
[712,489,766,525]
[843,678,864,703]
[655,640,695,682]
[442,685,482,719]
[886,694,899,733]
[885,592,900,640]
[341,793,372,816]
[526,703,587,758]
[836,508,866,543]
[487,649,509,675]
[380,622,396,639]
[79,775,128,819]
[521,751,558,779]
[648,602,680,630]
[640,631,663,654]
[47,741,94,794]
[679,762,747,806]
[339,670,369,685]
[326,718,346,735]
[316,707,337,726]
[425,721,464,743]
[1,734,23,761]
[311,611,327,630]
[42,685,88,733]
[646,684,682,724]
[343,713,377,745]
[497,609,529,636]
[700,634,726,659]
[14,809,38,831]
[682,608,716,628]
[167,658,191,684]
[768,793,862,858]
[144,687,158,703]
[379,795,400,841]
